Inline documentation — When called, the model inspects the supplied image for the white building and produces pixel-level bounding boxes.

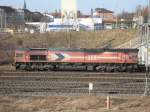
[46,19,75,31]
[139,46,150,66]
[46,17,102,31]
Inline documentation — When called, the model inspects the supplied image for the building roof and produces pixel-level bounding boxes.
[95,8,113,13]
[33,11,43,16]
[50,12,61,18]
[103,20,117,23]
[23,9,32,14]
[0,6,16,12]
[78,15,90,18]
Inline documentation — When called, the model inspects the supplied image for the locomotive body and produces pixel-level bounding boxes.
[14,48,144,72]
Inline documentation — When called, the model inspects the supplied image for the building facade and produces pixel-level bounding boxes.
[0,8,6,29]
[94,8,117,29]
[0,6,25,31]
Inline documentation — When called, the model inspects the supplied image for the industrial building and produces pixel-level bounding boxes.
[0,6,24,32]
[46,17,102,31]
[0,0,118,33]
[0,5,53,33]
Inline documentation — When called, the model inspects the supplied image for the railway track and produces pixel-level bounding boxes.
[0,70,149,96]
[0,70,147,77]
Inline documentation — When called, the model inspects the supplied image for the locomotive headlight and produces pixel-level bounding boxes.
[47,55,51,59]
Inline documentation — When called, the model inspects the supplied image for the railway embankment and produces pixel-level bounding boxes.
[0,29,137,65]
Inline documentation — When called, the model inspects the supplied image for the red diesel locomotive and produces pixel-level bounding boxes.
[14,48,144,72]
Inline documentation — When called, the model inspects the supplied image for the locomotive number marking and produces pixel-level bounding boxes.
[85,55,120,61]
[86,56,97,61]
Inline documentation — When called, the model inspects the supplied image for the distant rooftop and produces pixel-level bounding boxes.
[0,6,16,12]
[50,12,61,18]
[23,9,32,13]
[95,8,114,13]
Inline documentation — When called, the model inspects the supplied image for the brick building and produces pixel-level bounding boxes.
[94,8,117,29]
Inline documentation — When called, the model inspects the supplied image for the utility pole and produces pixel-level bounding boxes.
[0,9,3,30]
[144,0,150,95]
[144,24,149,95]
[4,12,7,28]
[148,0,150,23]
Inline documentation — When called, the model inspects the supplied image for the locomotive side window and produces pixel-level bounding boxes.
[16,53,24,57]
[30,55,46,61]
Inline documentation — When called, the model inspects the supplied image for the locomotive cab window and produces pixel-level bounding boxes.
[30,55,47,61]
[16,53,24,57]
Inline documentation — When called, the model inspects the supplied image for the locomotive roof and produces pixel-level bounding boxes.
[16,48,139,53]
[16,48,47,51]
[48,48,138,53]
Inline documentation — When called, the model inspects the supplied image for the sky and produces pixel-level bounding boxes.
[0,0,148,14]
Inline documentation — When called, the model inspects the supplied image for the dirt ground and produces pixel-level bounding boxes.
[0,96,149,112]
